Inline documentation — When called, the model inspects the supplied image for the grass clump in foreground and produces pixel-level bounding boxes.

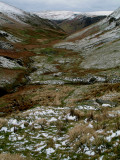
[0,153,26,160]
[0,104,120,159]
[67,105,120,159]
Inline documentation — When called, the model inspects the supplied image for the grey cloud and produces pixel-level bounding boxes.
[1,0,120,12]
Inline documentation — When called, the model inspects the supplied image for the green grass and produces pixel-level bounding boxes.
[40,48,57,55]
[0,101,8,108]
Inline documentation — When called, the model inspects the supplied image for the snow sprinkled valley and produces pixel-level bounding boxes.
[0,103,120,159]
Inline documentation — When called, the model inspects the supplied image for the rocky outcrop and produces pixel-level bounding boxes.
[0,56,24,69]
[0,41,13,50]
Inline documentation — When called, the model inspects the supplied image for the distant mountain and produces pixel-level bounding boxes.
[35,11,113,21]
[34,11,82,21]
[35,11,113,33]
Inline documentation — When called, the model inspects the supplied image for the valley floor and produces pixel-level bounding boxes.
[0,26,120,160]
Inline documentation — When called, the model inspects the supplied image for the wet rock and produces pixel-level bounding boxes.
[0,87,8,97]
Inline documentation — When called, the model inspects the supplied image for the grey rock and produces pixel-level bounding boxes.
[0,56,23,69]
[96,99,117,107]
[64,75,106,85]
[0,41,13,50]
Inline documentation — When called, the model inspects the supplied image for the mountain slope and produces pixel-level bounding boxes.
[0,1,25,22]
[35,10,113,33]
[55,7,120,70]
[57,14,106,33]
[0,2,66,97]
[0,2,61,30]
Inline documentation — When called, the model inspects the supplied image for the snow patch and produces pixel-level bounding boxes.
[78,105,96,110]
[46,148,55,155]
[49,117,57,122]
[65,113,76,121]
[0,127,7,132]
[102,104,111,107]
[106,130,120,142]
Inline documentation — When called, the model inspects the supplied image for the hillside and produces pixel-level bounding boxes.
[0,2,61,30]
[0,3,120,160]
[55,7,120,69]
[0,2,66,96]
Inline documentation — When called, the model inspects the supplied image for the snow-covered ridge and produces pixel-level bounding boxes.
[0,2,60,29]
[110,7,120,19]
[34,11,81,20]
[0,2,25,15]
[0,2,26,23]
[35,11,113,21]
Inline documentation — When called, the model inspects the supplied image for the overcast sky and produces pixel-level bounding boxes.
[1,0,120,12]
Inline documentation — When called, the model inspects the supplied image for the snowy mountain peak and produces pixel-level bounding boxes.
[35,10,113,21]
[0,2,27,23]
[110,7,120,19]
[34,11,82,20]
[0,2,25,15]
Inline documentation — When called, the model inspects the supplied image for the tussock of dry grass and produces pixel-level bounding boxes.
[34,118,47,125]
[68,105,120,151]
[84,83,120,101]
[0,153,26,160]
[68,123,98,150]
[55,120,65,132]
[34,118,47,130]
[31,85,74,106]
[69,124,96,141]
[0,118,8,128]
[70,108,85,120]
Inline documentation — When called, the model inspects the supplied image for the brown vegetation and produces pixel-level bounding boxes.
[0,95,35,116]
[68,123,97,150]
[34,118,47,129]
[0,153,26,160]
[67,26,100,42]
[0,118,8,128]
